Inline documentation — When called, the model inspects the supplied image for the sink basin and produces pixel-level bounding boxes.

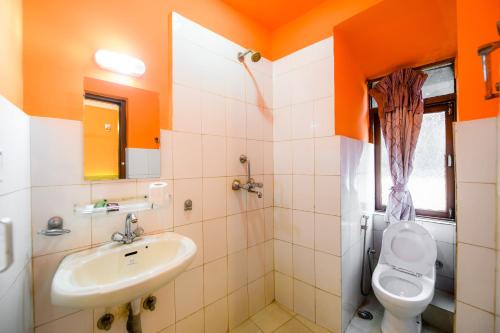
[51,232,197,309]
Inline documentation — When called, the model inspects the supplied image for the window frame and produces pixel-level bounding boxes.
[372,89,456,220]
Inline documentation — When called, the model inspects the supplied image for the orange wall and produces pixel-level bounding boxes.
[456,0,500,121]
[1,0,23,107]
[270,0,381,60]
[23,0,271,129]
[84,77,160,149]
[83,104,119,180]
[333,0,458,141]
[334,31,368,141]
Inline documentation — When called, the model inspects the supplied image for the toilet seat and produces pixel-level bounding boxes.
[381,222,436,276]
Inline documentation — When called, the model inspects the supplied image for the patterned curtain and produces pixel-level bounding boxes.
[369,68,427,223]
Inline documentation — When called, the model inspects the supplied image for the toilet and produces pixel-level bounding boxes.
[372,221,437,333]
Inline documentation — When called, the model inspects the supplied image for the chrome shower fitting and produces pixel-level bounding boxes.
[231,154,263,198]
[237,49,262,63]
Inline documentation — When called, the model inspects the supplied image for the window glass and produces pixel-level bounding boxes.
[380,112,447,212]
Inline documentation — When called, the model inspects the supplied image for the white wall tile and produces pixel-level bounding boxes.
[226,99,246,139]
[201,92,226,136]
[227,138,247,176]
[275,272,293,310]
[30,117,83,186]
[35,310,93,333]
[0,265,32,333]
[315,213,341,256]
[315,176,340,215]
[274,175,292,208]
[227,177,247,215]
[175,222,204,269]
[292,210,314,248]
[173,132,202,179]
[246,104,264,141]
[172,35,202,88]
[315,289,341,333]
[248,209,265,247]
[176,309,204,333]
[455,117,497,183]
[141,282,175,332]
[247,140,264,175]
[202,135,226,177]
[204,297,228,333]
[292,102,314,139]
[248,277,266,315]
[228,250,247,293]
[160,130,174,179]
[455,301,494,333]
[248,243,266,282]
[293,139,314,175]
[228,287,249,329]
[175,266,204,320]
[202,177,227,220]
[275,240,293,276]
[274,106,292,141]
[0,96,30,194]
[204,257,227,305]
[457,182,496,249]
[265,272,275,305]
[313,97,334,138]
[315,252,341,296]
[293,175,315,212]
[173,178,203,226]
[274,207,292,242]
[293,279,315,322]
[274,141,293,175]
[227,213,248,254]
[293,245,315,285]
[315,136,340,175]
[263,141,274,175]
[203,217,227,263]
[32,185,91,256]
[173,84,202,133]
[457,243,495,312]
[264,207,274,241]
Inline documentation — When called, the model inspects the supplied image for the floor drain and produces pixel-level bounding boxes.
[357,310,373,320]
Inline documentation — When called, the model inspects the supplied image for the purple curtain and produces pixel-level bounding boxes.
[369,68,427,223]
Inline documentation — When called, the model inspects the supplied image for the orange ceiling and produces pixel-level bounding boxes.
[221,0,328,30]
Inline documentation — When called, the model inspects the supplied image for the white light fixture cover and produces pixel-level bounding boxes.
[94,49,146,77]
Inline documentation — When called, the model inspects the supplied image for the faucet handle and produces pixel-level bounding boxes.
[111,232,124,242]
[253,182,263,188]
[133,227,144,238]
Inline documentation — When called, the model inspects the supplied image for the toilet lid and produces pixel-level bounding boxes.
[381,221,437,276]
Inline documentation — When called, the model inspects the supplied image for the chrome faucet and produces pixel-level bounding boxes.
[232,155,263,198]
[111,213,144,244]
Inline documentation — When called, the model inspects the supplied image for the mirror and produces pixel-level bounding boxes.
[83,77,160,181]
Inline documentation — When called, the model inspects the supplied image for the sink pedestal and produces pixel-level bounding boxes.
[127,298,143,333]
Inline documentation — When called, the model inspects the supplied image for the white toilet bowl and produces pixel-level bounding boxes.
[372,221,437,333]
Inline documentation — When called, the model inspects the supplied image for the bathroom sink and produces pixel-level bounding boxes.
[51,232,197,309]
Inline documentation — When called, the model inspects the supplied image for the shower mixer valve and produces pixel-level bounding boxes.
[232,154,263,198]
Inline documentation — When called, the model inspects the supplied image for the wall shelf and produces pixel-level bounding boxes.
[74,197,162,217]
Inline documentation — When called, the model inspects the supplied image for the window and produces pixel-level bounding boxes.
[371,61,456,220]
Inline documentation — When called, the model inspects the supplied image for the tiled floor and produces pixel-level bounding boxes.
[345,294,445,333]
[231,302,330,333]
[232,295,446,333]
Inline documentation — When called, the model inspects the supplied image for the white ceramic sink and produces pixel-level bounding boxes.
[51,232,197,309]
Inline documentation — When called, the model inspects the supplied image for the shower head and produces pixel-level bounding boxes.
[238,50,261,63]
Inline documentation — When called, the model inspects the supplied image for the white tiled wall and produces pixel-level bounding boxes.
[28,12,275,332]
[339,137,374,332]
[272,37,343,333]
[0,95,33,332]
[453,117,498,332]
